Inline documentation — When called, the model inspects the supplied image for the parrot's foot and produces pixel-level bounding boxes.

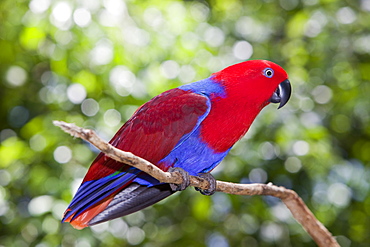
[168,167,190,191]
[195,173,216,196]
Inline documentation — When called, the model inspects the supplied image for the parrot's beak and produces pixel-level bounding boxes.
[269,79,291,109]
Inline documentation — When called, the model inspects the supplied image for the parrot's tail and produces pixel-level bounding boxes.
[87,183,173,227]
[64,183,173,229]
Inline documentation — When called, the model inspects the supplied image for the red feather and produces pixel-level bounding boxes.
[83,88,209,182]
[200,60,289,152]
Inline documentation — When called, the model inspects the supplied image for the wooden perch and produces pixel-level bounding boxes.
[53,120,339,247]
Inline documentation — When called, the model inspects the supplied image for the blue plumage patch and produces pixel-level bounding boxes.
[179,76,226,99]
[62,168,140,222]
[159,129,230,176]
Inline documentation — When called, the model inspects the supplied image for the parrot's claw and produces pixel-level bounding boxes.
[195,173,216,196]
[168,167,190,191]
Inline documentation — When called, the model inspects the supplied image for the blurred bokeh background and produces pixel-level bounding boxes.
[1,0,370,246]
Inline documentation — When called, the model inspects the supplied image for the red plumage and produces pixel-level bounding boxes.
[84,88,208,181]
[63,60,291,229]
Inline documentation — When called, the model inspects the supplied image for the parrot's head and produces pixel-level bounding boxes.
[212,60,291,109]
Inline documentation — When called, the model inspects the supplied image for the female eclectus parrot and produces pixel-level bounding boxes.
[62,60,291,229]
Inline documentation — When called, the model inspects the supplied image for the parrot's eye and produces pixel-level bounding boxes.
[263,68,274,78]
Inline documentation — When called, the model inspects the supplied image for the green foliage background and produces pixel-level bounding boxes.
[1,0,369,246]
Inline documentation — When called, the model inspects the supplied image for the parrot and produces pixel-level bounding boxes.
[62,59,291,229]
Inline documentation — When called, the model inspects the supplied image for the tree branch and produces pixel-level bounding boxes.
[53,120,339,247]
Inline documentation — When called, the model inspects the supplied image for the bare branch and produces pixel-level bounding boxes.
[53,120,339,247]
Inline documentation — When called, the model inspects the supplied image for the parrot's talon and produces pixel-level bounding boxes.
[195,173,216,196]
[168,167,190,191]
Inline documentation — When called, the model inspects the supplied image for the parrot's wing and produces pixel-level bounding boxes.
[63,88,211,229]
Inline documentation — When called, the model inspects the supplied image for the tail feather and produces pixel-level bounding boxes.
[89,183,174,226]
[63,169,139,222]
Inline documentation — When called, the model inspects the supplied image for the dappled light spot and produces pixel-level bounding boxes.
[29,134,47,152]
[52,2,72,22]
[75,238,92,247]
[103,0,127,16]
[206,56,225,72]
[233,41,253,60]
[0,170,11,186]
[259,141,278,160]
[328,183,352,207]
[0,129,17,142]
[122,27,151,47]
[21,223,38,243]
[204,26,225,47]
[249,168,268,183]
[304,0,318,5]
[125,211,145,226]
[81,98,99,116]
[292,140,309,156]
[260,221,285,242]
[304,11,327,37]
[8,106,29,128]
[39,84,67,104]
[240,214,259,234]
[361,0,370,11]
[99,9,122,27]
[42,217,59,234]
[91,221,109,233]
[271,203,292,222]
[305,20,321,38]
[284,156,302,173]
[190,2,210,22]
[299,97,315,112]
[6,66,27,87]
[109,66,136,96]
[354,35,370,54]
[126,226,145,245]
[235,17,271,42]
[108,219,128,238]
[160,60,180,79]
[279,0,299,11]
[51,200,68,220]
[67,83,87,104]
[336,7,357,24]
[28,195,54,216]
[166,2,187,35]
[104,109,121,127]
[211,193,231,216]
[179,65,196,83]
[311,85,333,104]
[40,71,56,86]
[207,233,229,247]
[53,146,72,164]
[143,7,164,28]
[73,8,92,28]
[54,30,73,45]
[51,1,73,30]
[0,190,9,216]
[90,39,113,66]
[29,0,50,14]
[312,182,330,207]
[336,235,352,247]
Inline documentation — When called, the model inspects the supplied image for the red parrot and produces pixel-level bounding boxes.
[62,60,291,229]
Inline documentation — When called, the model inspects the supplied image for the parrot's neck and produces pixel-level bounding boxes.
[199,89,267,153]
[180,76,267,153]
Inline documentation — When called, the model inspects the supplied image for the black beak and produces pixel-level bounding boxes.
[269,79,291,109]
